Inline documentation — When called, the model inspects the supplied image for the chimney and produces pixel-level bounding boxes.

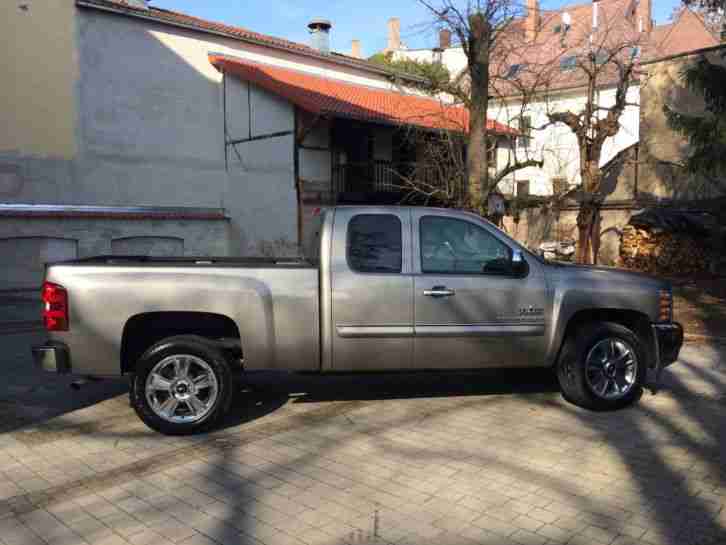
[126,0,149,9]
[432,47,443,64]
[592,0,599,29]
[439,29,452,49]
[637,0,652,33]
[525,0,540,41]
[308,18,332,55]
[351,39,362,58]
[387,17,401,52]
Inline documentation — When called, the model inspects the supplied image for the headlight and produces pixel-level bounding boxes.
[659,288,673,323]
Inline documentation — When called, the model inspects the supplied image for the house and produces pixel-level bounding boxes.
[388,0,720,198]
[0,0,514,326]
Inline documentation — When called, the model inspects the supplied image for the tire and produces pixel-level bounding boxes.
[130,335,234,435]
[556,321,645,411]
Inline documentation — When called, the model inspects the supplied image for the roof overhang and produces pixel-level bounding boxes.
[211,54,518,136]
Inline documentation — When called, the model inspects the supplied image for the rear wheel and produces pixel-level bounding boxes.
[130,336,234,435]
[557,322,645,410]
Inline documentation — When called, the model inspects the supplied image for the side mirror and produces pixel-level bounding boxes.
[511,250,529,276]
[482,251,528,276]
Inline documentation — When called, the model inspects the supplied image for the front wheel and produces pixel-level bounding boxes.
[130,336,234,435]
[557,322,645,411]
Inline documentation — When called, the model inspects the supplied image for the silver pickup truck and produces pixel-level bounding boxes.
[33,206,683,434]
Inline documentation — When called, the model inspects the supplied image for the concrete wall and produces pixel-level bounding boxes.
[0,216,228,323]
[640,48,726,200]
[0,0,79,160]
[503,206,635,266]
[224,75,298,256]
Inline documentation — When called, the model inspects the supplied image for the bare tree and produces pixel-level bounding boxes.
[414,0,546,213]
[538,9,644,264]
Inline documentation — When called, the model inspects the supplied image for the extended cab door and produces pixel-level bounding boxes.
[327,208,413,371]
[412,209,548,369]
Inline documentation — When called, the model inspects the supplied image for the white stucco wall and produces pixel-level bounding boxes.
[489,86,640,195]
[393,47,469,77]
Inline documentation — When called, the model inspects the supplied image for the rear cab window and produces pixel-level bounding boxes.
[347,214,402,273]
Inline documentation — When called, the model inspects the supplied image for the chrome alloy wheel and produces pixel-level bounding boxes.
[585,338,638,401]
[145,355,219,424]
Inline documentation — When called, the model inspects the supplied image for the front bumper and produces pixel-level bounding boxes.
[32,342,71,374]
[653,322,684,368]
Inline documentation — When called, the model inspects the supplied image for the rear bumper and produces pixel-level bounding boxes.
[32,342,71,374]
[653,322,684,368]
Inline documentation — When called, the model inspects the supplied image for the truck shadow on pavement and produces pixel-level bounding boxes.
[217,367,561,431]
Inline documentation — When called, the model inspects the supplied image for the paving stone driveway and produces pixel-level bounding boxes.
[0,333,724,545]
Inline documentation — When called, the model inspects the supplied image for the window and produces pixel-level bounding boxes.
[519,116,532,138]
[552,177,568,194]
[592,51,609,65]
[420,216,511,275]
[505,63,525,79]
[517,116,532,148]
[560,56,577,71]
[487,142,497,167]
[347,214,402,273]
[517,180,530,197]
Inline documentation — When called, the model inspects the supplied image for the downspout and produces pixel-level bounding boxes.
[222,70,228,172]
[294,108,303,256]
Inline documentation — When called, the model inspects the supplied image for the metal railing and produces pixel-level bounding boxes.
[332,161,399,194]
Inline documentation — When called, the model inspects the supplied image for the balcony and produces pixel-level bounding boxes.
[332,160,398,195]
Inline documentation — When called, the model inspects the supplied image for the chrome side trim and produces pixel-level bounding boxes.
[336,325,414,338]
[415,324,545,337]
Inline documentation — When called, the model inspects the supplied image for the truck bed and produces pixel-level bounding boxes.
[44,258,321,375]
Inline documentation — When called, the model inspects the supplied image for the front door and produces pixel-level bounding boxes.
[330,208,414,370]
[412,209,548,369]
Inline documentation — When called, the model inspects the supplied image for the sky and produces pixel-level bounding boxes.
[151,0,684,58]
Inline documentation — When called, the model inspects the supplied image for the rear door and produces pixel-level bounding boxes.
[329,208,413,370]
[412,209,548,369]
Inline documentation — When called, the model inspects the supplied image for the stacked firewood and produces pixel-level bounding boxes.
[619,225,710,275]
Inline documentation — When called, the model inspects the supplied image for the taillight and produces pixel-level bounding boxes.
[42,282,69,331]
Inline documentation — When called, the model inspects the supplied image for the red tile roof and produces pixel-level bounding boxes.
[645,9,720,60]
[76,0,422,82]
[210,55,518,135]
[488,0,719,95]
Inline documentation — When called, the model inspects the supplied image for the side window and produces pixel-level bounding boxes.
[420,216,511,274]
[347,214,402,273]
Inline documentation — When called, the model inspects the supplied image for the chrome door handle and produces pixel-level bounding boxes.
[423,286,455,297]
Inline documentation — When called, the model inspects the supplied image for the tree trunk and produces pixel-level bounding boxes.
[576,204,594,264]
[576,165,602,265]
[466,14,491,212]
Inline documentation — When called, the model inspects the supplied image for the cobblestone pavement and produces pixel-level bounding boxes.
[0,334,724,545]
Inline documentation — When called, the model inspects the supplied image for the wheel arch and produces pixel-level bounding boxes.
[553,308,655,368]
[121,312,242,375]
